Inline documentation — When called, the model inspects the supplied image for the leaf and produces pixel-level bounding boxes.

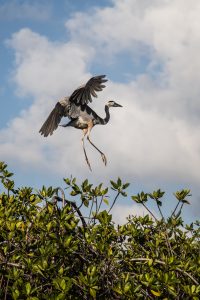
[12,289,20,300]
[90,287,96,298]
[103,198,109,205]
[182,199,190,204]
[60,279,66,290]
[122,183,130,189]
[124,282,131,293]
[64,178,71,185]
[148,259,153,267]
[151,290,161,297]
[58,267,64,275]
[191,285,196,293]
[117,177,122,186]
[26,282,31,295]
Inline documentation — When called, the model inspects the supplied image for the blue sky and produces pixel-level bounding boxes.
[0,0,200,223]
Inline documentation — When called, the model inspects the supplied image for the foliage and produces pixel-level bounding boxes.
[0,162,199,299]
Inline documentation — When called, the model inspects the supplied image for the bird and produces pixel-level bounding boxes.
[39,75,122,170]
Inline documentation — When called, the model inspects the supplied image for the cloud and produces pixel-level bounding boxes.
[66,0,200,120]
[6,28,94,99]
[112,203,155,225]
[1,28,94,175]
[0,0,200,217]
[0,0,51,21]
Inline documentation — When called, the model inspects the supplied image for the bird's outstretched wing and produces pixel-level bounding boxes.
[39,75,107,137]
[39,102,65,137]
[69,75,107,105]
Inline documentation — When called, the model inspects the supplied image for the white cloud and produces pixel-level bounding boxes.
[66,0,200,119]
[112,203,155,225]
[0,0,51,21]
[0,0,200,217]
[6,28,94,99]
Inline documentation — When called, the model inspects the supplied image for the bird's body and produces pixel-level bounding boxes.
[39,75,122,170]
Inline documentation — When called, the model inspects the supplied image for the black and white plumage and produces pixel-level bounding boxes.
[39,75,122,170]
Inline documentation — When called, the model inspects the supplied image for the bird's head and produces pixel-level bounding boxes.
[107,100,123,108]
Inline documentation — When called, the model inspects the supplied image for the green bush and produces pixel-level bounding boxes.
[0,162,199,299]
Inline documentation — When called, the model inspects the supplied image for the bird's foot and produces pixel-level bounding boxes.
[101,153,107,166]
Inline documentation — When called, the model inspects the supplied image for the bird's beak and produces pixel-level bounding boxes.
[114,102,123,107]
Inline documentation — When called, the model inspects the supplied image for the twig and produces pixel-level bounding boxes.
[171,200,181,217]
[54,196,87,229]
[88,196,95,225]
[97,195,103,214]
[143,202,173,255]
[4,278,9,300]
[56,187,66,208]
[128,258,199,285]
[0,275,3,288]
[0,262,23,268]
[142,203,158,221]
[108,192,120,213]
[157,203,165,220]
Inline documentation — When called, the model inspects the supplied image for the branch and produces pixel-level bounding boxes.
[54,195,87,229]
[108,191,120,213]
[55,187,66,208]
[171,200,181,217]
[128,258,199,285]
[142,203,158,221]
[0,262,23,268]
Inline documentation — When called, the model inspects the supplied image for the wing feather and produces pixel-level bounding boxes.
[39,102,65,137]
[69,75,107,105]
[39,75,108,137]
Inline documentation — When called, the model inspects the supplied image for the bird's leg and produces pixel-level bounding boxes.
[86,126,107,166]
[82,129,92,171]
[87,136,107,166]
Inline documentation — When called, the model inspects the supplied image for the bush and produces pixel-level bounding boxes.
[0,162,199,299]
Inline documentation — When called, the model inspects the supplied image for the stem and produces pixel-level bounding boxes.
[0,275,3,288]
[143,202,173,255]
[4,278,9,300]
[97,196,103,214]
[156,202,164,220]
[108,191,120,213]
[128,258,199,285]
[142,203,158,221]
[171,200,181,217]
[56,187,66,208]
[88,197,94,225]
[54,196,87,229]
[0,262,23,268]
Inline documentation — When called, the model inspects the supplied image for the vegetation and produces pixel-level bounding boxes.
[0,162,199,299]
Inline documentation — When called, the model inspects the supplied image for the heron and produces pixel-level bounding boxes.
[39,75,122,170]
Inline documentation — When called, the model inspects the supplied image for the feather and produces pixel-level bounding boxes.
[69,75,107,105]
[39,102,65,137]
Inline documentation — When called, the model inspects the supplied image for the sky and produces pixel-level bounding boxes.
[0,0,200,224]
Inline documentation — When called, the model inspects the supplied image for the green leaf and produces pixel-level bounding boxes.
[60,279,66,290]
[124,282,131,293]
[191,285,196,294]
[103,198,109,205]
[64,178,71,185]
[90,287,96,298]
[122,183,130,189]
[148,259,153,266]
[117,177,122,186]
[151,290,161,297]
[26,282,31,295]
[110,180,118,190]
[12,289,20,300]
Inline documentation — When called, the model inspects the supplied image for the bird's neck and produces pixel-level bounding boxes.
[99,105,110,125]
